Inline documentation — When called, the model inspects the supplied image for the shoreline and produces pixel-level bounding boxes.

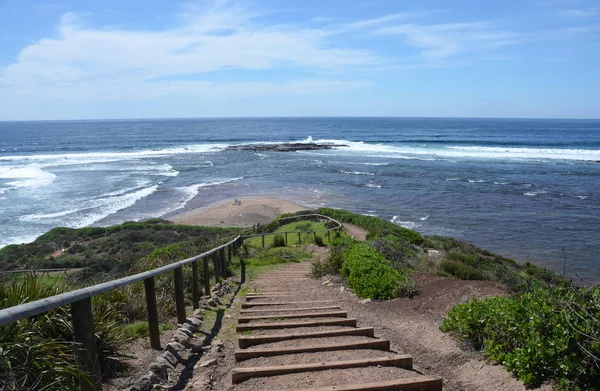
[170,196,310,227]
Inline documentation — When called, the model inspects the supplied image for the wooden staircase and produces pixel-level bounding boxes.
[231,263,443,390]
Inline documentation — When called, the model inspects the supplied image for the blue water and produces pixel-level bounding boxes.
[1,118,599,281]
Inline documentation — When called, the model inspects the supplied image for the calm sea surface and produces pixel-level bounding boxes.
[1,118,599,281]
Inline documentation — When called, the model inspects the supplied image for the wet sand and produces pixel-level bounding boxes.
[171,197,310,227]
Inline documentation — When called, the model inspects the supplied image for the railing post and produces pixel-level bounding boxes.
[192,261,199,310]
[261,235,265,248]
[173,267,186,324]
[220,247,226,278]
[71,297,102,391]
[327,230,331,243]
[313,232,317,243]
[298,232,302,245]
[284,232,288,245]
[203,256,210,296]
[144,277,161,350]
[228,245,232,263]
[213,252,220,282]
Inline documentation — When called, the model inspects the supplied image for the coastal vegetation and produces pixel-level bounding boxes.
[0,220,240,390]
[441,285,600,390]
[1,208,597,390]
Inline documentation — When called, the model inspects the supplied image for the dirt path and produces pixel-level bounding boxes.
[342,223,368,241]
[190,249,549,391]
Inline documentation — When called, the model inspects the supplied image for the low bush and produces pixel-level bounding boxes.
[315,208,425,245]
[441,260,491,281]
[441,286,600,389]
[340,242,415,299]
[314,235,324,247]
[272,235,286,248]
[310,245,345,278]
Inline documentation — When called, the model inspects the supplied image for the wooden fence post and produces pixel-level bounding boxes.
[220,247,226,278]
[203,256,210,296]
[192,261,199,310]
[213,252,220,282]
[298,232,302,245]
[313,232,317,243]
[261,235,265,248]
[173,267,186,324]
[284,232,288,245]
[144,277,161,350]
[327,230,331,242]
[71,298,102,391]
[228,245,232,263]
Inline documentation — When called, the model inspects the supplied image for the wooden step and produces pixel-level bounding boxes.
[291,376,443,391]
[236,318,357,332]
[242,300,334,308]
[240,306,340,314]
[239,327,375,348]
[238,311,347,323]
[246,295,297,301]
[235,339,390,361]
[231,355,412,384]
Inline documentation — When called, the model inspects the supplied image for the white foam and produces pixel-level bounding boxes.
[341,170,375,176]
[0,166,56,188]
[200,161,214,167]
[446,145,600,161]
[295,138,600,162]
[468,179,486,183]
[0,143,227,166]
[445,178,461,181]
[20,208,81,221]
[391,215,418,229]
[494,181,509,185]
[365,184,381,188]
[575,195,588,200]
[163,177,244,214]
[419,215,430,221]
[75,185,159,227]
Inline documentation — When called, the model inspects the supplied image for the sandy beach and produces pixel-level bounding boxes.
[171,196,309,227]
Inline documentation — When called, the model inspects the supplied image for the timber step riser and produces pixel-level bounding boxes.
[242,301,334,308]
[236,318,357,331]
[238,327,375,349]
[235,339,390,361]
[239,306,340,314]
[238,311,347,323]
[291,376,444,391]
[231,355,413,384]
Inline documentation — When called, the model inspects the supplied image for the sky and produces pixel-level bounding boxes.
[0,0,598,120]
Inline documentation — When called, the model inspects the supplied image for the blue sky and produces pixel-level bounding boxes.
[0,0,598,120]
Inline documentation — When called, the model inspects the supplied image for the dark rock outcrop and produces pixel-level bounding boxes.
[225,142,346,152]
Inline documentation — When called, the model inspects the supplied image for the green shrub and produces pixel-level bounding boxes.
[310,245,345,278]
[272,235,286,248]
[315,208,425,245]
[340,242,413,299]
[441,260,491,281]
[441,286,600,389]
[314,235,324,247]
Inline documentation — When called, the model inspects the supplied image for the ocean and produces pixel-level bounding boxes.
[0,118,599,281]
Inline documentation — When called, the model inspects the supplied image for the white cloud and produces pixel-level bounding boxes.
[557,8,598,17]
[374,21,522,59]
[0,2,376,110]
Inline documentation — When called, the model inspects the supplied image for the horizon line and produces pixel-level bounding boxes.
[2,115,600,123]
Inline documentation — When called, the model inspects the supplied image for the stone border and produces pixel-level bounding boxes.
[125,280,235,391]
